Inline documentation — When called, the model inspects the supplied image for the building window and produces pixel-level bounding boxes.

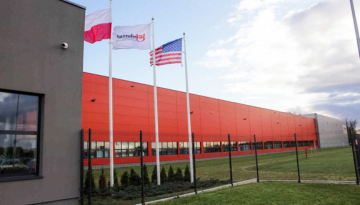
[252,141,263,150]
[303,141,309,146]
[179,142,201,154]
[83,141,109,158]
[203,142,221,153]
[297,141,304,147]
[239,141,251,151]
[274,141,282,149]
[115,142,148,157]
[152,142,177,156]
[264,141,273,149]
[290,141,296,148]
[0,91,40,178]
[222,141,237,152]
[309,141,314,147]
[283,141,290,148]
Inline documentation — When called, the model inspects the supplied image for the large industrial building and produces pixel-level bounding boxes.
[82,73,319,166]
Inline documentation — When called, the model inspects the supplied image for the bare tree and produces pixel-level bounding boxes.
[345,118,357,144]
[345,118,357,132]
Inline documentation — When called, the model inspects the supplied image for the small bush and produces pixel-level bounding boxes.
[168,165,175,182]
[174,167,183,182]
[129,169,141,186]
[184,165,191,182]
[160,167,167,184]
[113,190,127,199]
[84,169,96,192]
[114,169,119,187]
[120,171,129,187]
[99,167,107,189]
[143,164,150,184]
[151,165,157,183]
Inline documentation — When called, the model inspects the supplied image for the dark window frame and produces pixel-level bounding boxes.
[179,142,201,154]
[83,141,110,159]
[274,141,282,149]
[114,141,148,158]
[252,141,263,150]
[0,89,42,182]
[151,142,178,156]
[239,141,251,151]
[264,141,274,149]
[203,141,221,153]
[222,141,237,152]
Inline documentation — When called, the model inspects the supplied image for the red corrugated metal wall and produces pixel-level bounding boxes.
[82,72,318,165]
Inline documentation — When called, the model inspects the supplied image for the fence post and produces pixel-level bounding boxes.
[140,130,145,204]
[192,133,197,194]
[228,134,233,186]
[294,133,301,183]
[88,129,92,205]
[80,130,84,205]
[350,131,359,185]
[254,135,259,182]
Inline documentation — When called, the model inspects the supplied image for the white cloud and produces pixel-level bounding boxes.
[197,0,360,121]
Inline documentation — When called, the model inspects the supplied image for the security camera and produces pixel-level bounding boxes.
[61,43,68,49]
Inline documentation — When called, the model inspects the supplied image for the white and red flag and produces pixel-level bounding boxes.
[112,24,151,50]
[150,38,182,66]
[84,9,112,44]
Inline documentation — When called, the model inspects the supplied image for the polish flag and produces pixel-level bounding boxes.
[84,9,112,44]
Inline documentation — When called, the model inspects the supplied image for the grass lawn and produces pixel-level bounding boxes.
[87,147,356,188]
[158,182,360,205]
[82,147,358,204]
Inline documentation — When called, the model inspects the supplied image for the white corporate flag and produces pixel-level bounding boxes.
[112,24,151,50]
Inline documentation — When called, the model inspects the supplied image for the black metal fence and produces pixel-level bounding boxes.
[79,130,360,205]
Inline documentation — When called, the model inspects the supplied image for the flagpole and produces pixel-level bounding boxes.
[183,33,194,183]
[152,18,161,185]
[109,0,114,187]
[350,0,360,58]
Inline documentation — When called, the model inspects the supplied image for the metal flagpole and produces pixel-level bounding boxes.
[183,33,194,183]
[152,18,161,185]
[350,0,360,58]
[109,0,114,187]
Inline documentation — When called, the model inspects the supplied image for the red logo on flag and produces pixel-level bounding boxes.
[136,34,145,42]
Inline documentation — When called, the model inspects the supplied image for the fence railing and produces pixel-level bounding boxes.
[79,129,360,205]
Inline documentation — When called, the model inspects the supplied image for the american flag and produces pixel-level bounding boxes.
[150,38,182,66]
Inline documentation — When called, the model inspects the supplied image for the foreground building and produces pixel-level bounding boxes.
[0,1,84,204]
[82,73,318,166]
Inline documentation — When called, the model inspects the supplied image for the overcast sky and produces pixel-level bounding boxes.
[73,0,360,125]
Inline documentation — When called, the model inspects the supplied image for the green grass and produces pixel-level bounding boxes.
[87,147,356,187]
[82,147,358,204]
[157,182,360,205]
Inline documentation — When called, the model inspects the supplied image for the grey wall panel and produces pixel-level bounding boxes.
[303,113,348,148]
[0,0,84,204]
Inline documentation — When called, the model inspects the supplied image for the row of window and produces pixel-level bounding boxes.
[84,140,315,158]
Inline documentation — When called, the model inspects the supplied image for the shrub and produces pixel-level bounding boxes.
[168,165,175,182]
[184,165,191,182]
[160,167,167,184]
[174,167,183,182]
[84,169,96,192]
[129,169,141,186]
[114,169,119,187]
[151,165,157,183]
[99,167,107,189]
[120,171,129,187]
[143,164,150,184]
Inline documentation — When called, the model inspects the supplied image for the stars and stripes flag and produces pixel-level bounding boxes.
[150,38,182,66]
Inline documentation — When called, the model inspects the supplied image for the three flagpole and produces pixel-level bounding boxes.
[183,33,194,183]
[152,18,161,185]
[109,0,114,187]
